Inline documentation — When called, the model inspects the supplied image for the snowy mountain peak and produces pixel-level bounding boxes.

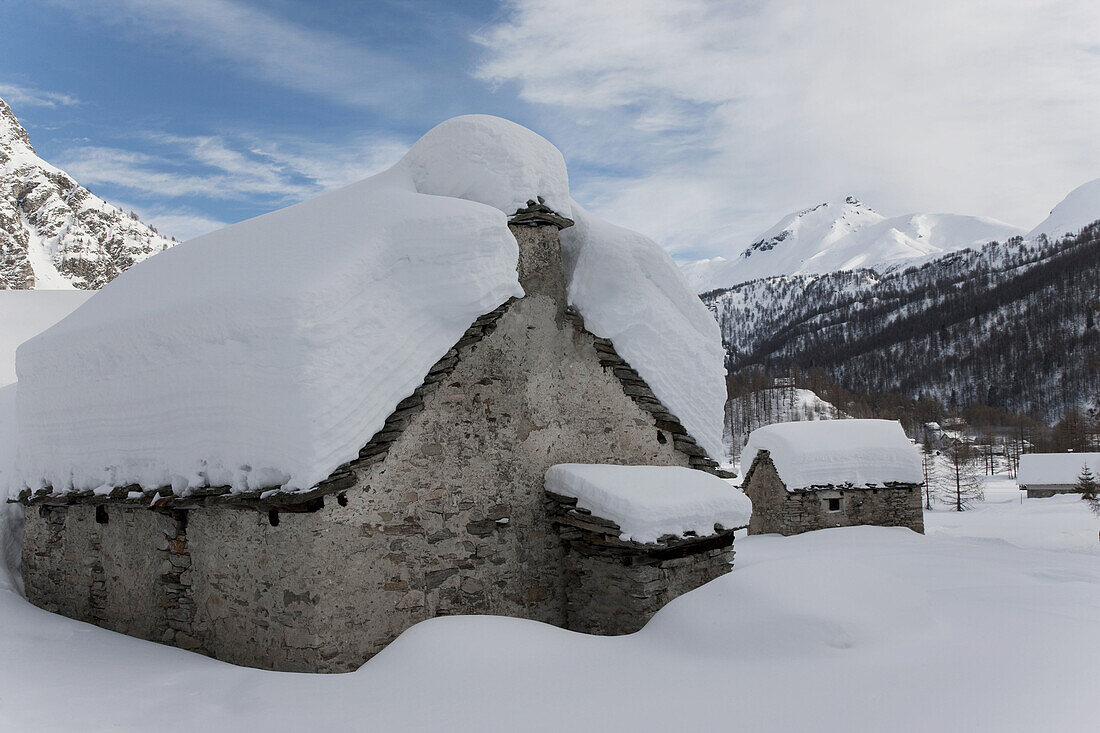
[739,195,883,262]
[0,98,35,158]
[1027,177,1100,241]
[682,195,1024,293]
[0,96,176,290]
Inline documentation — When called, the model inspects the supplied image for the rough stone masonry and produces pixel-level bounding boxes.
[742,450,923,536]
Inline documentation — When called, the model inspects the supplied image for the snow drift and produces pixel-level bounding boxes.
[12,115,726,497]
[741,419,922,490]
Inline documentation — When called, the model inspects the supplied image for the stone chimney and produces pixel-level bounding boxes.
[507,197,574,305]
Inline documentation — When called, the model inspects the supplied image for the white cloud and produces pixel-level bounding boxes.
[53,0,414,108]
[476,0,1100,258]
[244,135,410,192]
[114,204,229,242]
[58,133,407,205]
[0,82,79,108]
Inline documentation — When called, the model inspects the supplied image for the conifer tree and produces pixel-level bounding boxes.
[1076,463,1098,507]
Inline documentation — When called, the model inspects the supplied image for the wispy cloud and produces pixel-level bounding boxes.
[59,132,407,206]
[132,209,229,242]
[0,82,79,108]
[476,0,1100,258]
[52,0,417,109]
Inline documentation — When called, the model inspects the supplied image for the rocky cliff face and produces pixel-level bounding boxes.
[0,97,175,290]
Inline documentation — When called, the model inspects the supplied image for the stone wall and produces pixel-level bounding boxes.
[743,452,924,536]
[20,221,719,672]
[22,504,188,647]
[545,491,734,635]
[1025,485,1080,498]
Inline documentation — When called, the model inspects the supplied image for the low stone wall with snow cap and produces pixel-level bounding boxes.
[544,463,751,543]
[544,465,746,635]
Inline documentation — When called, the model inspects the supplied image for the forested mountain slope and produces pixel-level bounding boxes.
[703,225,1100,421]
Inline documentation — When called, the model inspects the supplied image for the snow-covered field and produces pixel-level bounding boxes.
[1,473,1097,731]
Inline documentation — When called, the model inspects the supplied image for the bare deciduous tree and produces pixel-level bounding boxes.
[940,441,985,511]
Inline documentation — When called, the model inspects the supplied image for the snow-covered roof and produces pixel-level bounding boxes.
[1017,453,1100,487]
[544,464,752,544]
[12,115,726,498]
[742,419,922,491]
[0,291,92,387]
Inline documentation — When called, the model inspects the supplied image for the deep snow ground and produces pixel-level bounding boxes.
[1,475,1098,732]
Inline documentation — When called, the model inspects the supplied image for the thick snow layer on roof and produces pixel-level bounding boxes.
[742,419,922,490]
[0,291,91,387]
[14,115,727,496]
[545,464,751,543]
[562,203,727,460]
[402,115,572,220]
[1017,453,1100,487]
[15,166,523,496]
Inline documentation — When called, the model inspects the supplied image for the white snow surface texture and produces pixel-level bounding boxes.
[741,419,923,490]
[13,115,727,496]
[1017,452,1100,486]
[0,290,92,386]
[544,464,751,543]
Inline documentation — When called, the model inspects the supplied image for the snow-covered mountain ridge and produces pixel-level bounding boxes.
[703,224,1100,421]
[1027,177,1100,241]
[0,97,175,290]
[682,195,1025,293]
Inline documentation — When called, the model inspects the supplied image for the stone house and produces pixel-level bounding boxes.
[740,419,924,536]
[14,205,734,673]
[1017,452,1100,498]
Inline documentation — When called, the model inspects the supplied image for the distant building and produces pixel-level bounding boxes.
[741,419,924,536]
[1017,452,1100,498]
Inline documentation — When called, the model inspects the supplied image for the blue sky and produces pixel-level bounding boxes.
[3,0,1099,259]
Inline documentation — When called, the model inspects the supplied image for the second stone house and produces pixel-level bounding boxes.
[740,419,924,536]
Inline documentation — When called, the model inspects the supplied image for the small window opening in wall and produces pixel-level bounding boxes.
[95,505,109,524]
[268,509,280,527]
[656,430,667,444]
[826,497,842,513]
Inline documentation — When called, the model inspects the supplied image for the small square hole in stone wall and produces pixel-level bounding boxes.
[826,497,842,513]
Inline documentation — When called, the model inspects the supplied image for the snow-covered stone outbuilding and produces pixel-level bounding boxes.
[740,419,924,536]
[1017,452,1100,498]
[11,116,737,672]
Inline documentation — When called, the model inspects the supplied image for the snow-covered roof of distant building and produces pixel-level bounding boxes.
[544,464,752,544]
[11,115,726,499]
[1017,453,1100,487]
[742,419,923,491]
